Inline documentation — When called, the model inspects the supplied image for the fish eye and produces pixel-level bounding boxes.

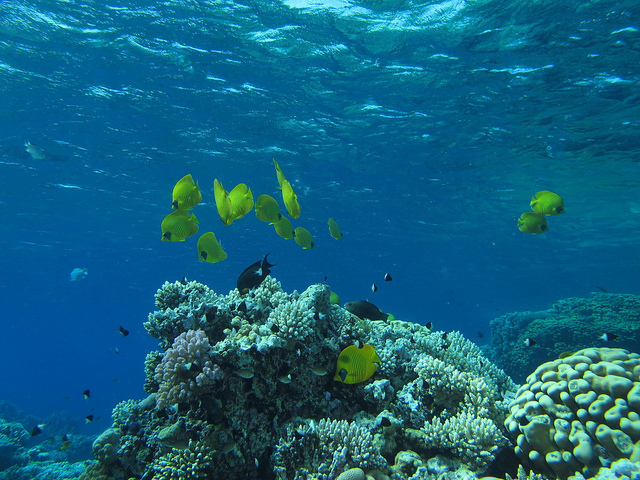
[163,232,171,240]
[556,206,563,213]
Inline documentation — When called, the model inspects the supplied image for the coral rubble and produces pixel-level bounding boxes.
[84,277,517,479]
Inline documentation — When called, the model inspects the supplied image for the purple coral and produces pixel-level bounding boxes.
[154,329,222,409]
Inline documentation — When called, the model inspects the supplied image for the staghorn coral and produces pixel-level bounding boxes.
[150,441,213,479]
[272,418,386,479]
[505,347,640,479]
[154,329,223,409]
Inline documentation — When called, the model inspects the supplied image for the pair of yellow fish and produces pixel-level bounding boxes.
[161,174,227,263]
[517,190,565,234]
[214,179,254,226]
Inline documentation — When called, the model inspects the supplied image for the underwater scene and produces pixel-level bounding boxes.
[1,0,639,479]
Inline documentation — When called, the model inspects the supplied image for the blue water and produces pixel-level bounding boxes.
[1,0,639,437]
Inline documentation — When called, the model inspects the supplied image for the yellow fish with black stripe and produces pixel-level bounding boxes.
[161,211,199,241]
[334,343,381,384]
[530,190,564,216]
[172,174,201,210]
[517,212,548,234]
[197,232,227,263]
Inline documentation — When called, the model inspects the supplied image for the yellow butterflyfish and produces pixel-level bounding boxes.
[255,194,281,223]
[214,179,234,225]
[161,211,199,241]
[294,226,314,249]
[328,218,342,239]
[197,232,227,263]
[333,343,381,384]
[172,174,201,210]
[517,212,548,234]
[281,179,300,219]
[530,191,564,216]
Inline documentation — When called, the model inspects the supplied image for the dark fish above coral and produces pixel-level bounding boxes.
[237,254,275,294]
[344,300,388,321]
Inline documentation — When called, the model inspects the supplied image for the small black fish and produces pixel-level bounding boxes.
[83,389,90,399]
[62,434,69,442]
[270,324,280,333]
[180,276,188,285]
[425,321,433,329]
[476,331,484,339]
[524,338,536,347]
[384,273,392,282]
[237,254,276,294]
[441,332,448,341]
[119,326,129,337]
[380,417,391,427]
[186,362,201,373]
[31,426,43,437]
[441,343,449,350]
[114,347,119,355]
[323,276,328,282]
[85,415,94,423]
[236,301,247,313]
[598,333,618,342]
[371,283,378,293]
[344,301,388,321]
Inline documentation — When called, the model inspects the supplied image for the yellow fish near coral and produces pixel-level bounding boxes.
[517,212,548,234]
[273,216,295,239]
[161,211,199,241]
[197,232,227,263]
[328,218,342,240]
[281,180,301,219]
[334,343,381,384]
[254,194,281,223]
[294,226,314,249]
[172,174,201,210]
[530,191,564,216]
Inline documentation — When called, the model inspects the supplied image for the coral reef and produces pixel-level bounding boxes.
[84,277,517,479]
[505,347,640,479]
[489,293,640,382]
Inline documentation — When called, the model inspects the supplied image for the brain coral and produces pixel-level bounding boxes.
[505,347,640,479]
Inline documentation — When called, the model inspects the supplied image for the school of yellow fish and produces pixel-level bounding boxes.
[517,190,565,234]
[160,161,344,264]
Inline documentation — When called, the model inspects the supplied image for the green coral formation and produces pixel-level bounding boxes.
[83,277,517,479]
[505,347,640,479]
[490,293,640,382]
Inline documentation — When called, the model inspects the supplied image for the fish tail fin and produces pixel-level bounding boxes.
[262,253,276,269]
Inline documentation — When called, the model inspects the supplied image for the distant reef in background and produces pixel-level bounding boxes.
[0,401,92,480]
[489,293,640,382]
